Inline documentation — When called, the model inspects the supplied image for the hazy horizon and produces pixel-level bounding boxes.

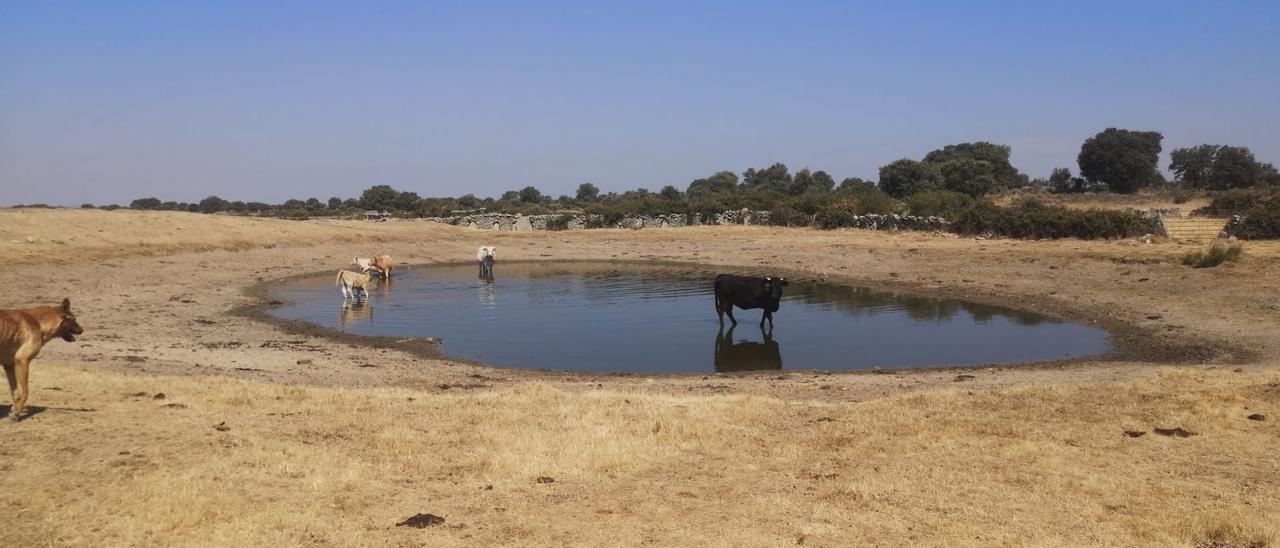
[3,1,1279,206]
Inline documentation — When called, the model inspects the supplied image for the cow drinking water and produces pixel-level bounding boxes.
[477,246,496,281]
[714,274,789,327]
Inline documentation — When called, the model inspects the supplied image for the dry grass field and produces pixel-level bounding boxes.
[2,209,1279,547]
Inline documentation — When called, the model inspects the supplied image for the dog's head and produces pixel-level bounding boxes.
[57,298,83,342]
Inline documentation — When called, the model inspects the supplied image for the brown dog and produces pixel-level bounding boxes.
[1,298,83,421]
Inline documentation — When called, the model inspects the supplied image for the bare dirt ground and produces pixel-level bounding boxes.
[2,209,1278,546]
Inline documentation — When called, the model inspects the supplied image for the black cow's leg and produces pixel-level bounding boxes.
[762,310,773,328]
[725,306,737,326]
[715,295,724,325]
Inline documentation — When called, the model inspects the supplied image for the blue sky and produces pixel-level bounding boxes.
[2,1,1278,206]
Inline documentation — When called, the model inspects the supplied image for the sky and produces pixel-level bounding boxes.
[2,1,1278,206]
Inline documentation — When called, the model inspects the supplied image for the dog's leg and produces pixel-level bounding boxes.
[3,361,15,420]
[10,358,29,420]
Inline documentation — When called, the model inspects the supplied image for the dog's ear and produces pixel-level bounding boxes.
[62,298,72,313]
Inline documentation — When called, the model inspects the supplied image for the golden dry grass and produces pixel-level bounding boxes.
[3,363,1277,547]
[0,208,456,267]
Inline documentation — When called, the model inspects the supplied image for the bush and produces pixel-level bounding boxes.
[1231,196,1280,239]
[954,199,1157,239]
[1181,244,1243,268]
[905,191,974,221]
[1194,189,1275,217]
[769,204,808,227]
[814,200,863,229]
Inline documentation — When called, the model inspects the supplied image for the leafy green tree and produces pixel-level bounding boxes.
[197,195,230,213]
[811,170,835,193]
[878,159,942,198]
[1077,128,1163,194]
[743,163,792,193]
[687,171,739,197]
[837,177,873,192]
[935,157,1000,197]
[359,185,400,210]
[457,194,480,208]
[327,197,342,209]
[393,191,421,211]
[1170,144,1274,190]
[921,142,1022,197]
[659,185,682,200]
[500,190,520,202]
[130,197,162,210]
[576,182,600,202]
[80,203,94,208]
[789,168,834,195]
[518,186,543,203]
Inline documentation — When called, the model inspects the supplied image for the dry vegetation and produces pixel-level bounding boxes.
[3,363,1277,547]
[2,208,1279,547]
[0,208,437,267]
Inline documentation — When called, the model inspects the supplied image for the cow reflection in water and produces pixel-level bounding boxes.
[713,325,782,372]
[339,302,373,329]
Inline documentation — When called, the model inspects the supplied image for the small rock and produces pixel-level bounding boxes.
[162,403,187,409]
[954,374,977,382]
[213,421,230,432]
[124,355,146,363]
[1123,430,1146,438]
[296,359,313,365]
[152,393,165,400]
[1153,427,1196,437]
[535,476,555,484]
[1146,315,1162,320]
[396,513,445,528]
[1247,414,1266,421]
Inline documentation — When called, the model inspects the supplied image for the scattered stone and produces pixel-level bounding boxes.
[1123,430,1146,438]
[296,359,313,365]
[162,403,187,409]
[125,391,147,397]
[194,319,217,325]
[213,421,230,432]
[954,374,977,382]
[535,476,556,484]
[396,513,446,528]
[1146,315,1163,320]
[358,363,379,368]
[483,485,493,491]
[124,355,146,363]
[813,417,835,423]
[1153,427,1196,437]
[152,393,165,400]
[1247,414,1266,421]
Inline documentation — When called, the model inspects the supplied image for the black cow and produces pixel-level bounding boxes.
[714,274,789,327]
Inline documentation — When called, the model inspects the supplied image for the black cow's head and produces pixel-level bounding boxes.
[763,276,789,308]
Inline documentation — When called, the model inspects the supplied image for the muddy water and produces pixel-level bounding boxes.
[268,262,1112,373]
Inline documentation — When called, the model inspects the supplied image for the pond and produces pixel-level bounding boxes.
[266,262,1113,374]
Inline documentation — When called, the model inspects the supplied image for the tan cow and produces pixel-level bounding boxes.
[336,270,374,301]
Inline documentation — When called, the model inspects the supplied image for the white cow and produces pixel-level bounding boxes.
[477,246,496,279]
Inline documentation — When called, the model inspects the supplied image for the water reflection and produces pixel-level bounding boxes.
[479,257,495,281]
[339,302,373,329]
[714,325,782,372]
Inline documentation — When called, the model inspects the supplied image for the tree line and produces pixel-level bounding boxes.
[98,128,1277,219]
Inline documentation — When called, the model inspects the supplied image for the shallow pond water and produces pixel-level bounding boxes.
[267,262,1112,374]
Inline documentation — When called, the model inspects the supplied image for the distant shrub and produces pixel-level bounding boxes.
[905,191,974,221]
[1194,189,1275,217]
[843,186,900,215]
[769,204,808,227]
[1230,196,1280,239]
[80,203,95,209]
[814,200,863,229]
[955,199,1157,239]
[1181,244,1243,268]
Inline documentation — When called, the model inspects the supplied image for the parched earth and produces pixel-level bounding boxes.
[18,219,1280,402]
